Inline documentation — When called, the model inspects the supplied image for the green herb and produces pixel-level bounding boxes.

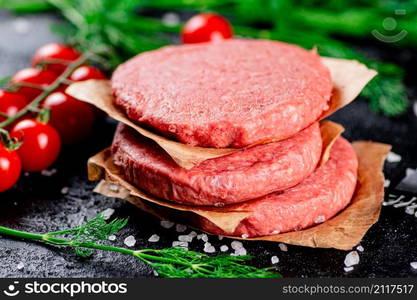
[0,215,280,278]
[0,0,412,116]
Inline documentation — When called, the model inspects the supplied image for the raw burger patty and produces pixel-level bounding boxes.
[112,122,322,206]
[112,39,332,148]
[198,137,358,237]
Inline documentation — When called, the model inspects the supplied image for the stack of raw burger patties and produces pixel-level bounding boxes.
[110,39,358,238]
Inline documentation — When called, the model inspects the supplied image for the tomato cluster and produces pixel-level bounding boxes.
[0,43,107,192]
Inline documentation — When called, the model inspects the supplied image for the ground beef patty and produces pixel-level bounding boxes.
[198,137,358,237]
[112,39,332,148]
[112,122,322,206]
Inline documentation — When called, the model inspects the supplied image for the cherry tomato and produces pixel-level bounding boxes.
[0,144,21,192]
[11,119,61,172]
[0,90,28,122]
[32,43,80,74]
[43,91,95,144]
[69,65,106,81]
[181,13,233,44]
[11,68,57,100]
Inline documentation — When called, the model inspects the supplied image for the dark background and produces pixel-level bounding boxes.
[0,10,417,278]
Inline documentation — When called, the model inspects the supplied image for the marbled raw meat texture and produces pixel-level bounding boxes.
[198,137,358,237]
[112,122,322,206]
[112,39,332,148]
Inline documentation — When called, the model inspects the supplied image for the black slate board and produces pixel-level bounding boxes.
[1,11,417,278]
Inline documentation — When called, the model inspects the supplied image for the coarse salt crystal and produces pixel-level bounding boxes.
[108,235,116,241]
[271,256,279,264]
[279,243,288,252]
[413,101,417,118]
[387,151,401,163]
[197,233,209,242]
[356,245,364,252]
[148,234,160,242]
[61,187,69,194]
[344,266,354,272]
[160,220,175,229]
[101,208,115,219]
[384,179,390,188]
[220,245,229,252]
[176,224,187,233]
[203,242,216,253]
[178,234,193,243]
[218,235,224,240]
[189,231,197,237]
[124,235,136,247]
[109,184,119,192]
[232,248,247,256]
[17,262,25,270]
[406,206,415,215]
[344,251,360,267]
[172,241,188,249]
[231,241,243,250]
[410,262,417,270]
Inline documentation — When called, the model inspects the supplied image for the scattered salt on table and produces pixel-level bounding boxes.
[197,233,209,242]
[231,241,247,256]
[344,251,360,267]
[108,235,116,241]
[203,242,216,253]
[172,241,188,249]
[271,256,279,264]
[356,245,364,252]
[279,243,288,252]
[220,245,229,252]
[344,266,354,272]
[386,151,402,163]
[410,262,417,270]
[178,234,194,243]
[124,235,136,247]
[61,187,69,194]
[148,234,160,243]
[41,168,57,176]
[160,220,174,229]
[101,208,115,219]
[384,179,390,188]
[175,224,187,233]
[218,235,224,240]
[161,12,180,27]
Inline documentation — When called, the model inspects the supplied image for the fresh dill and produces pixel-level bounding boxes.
[0,215,280,278]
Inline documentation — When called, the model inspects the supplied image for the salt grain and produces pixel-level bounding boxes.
[314,215,325,224]
[108,235,116,241]
[231,241,244,250]
[148,234,160,243]
[410,262,417,270]
[218,235,224,240]
[173,241,188,249]
[178,234,194,243]
[160,220,175,229]
[344,266,354,272]
[387,151,402,163]
[384,179,391,188]
[197,233,209,242]
[203,242,216,253]
[61,187,69,194]
[406,206,415,215]
[176,224,187,233]
[356,245,364,252]
[101,208,115,219]
[16,262,25,270]
[344,251,360,267]
[124,235,136,247]
[279,243,288,252]
[220,245,229,252]
[271,256,279,264]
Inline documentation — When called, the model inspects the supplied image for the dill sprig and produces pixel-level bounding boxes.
[0,215,279,278]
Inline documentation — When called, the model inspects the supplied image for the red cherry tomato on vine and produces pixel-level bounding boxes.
[181,13,233,44]
[32,43,80,74]
[0,90,28,122]
[69,65,106,81]
[11,68,57,100]
[43,91,95,144]
[0,144,21,192]
[11,119,61,172]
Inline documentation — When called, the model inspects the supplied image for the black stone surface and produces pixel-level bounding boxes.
[0,11,417,278]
